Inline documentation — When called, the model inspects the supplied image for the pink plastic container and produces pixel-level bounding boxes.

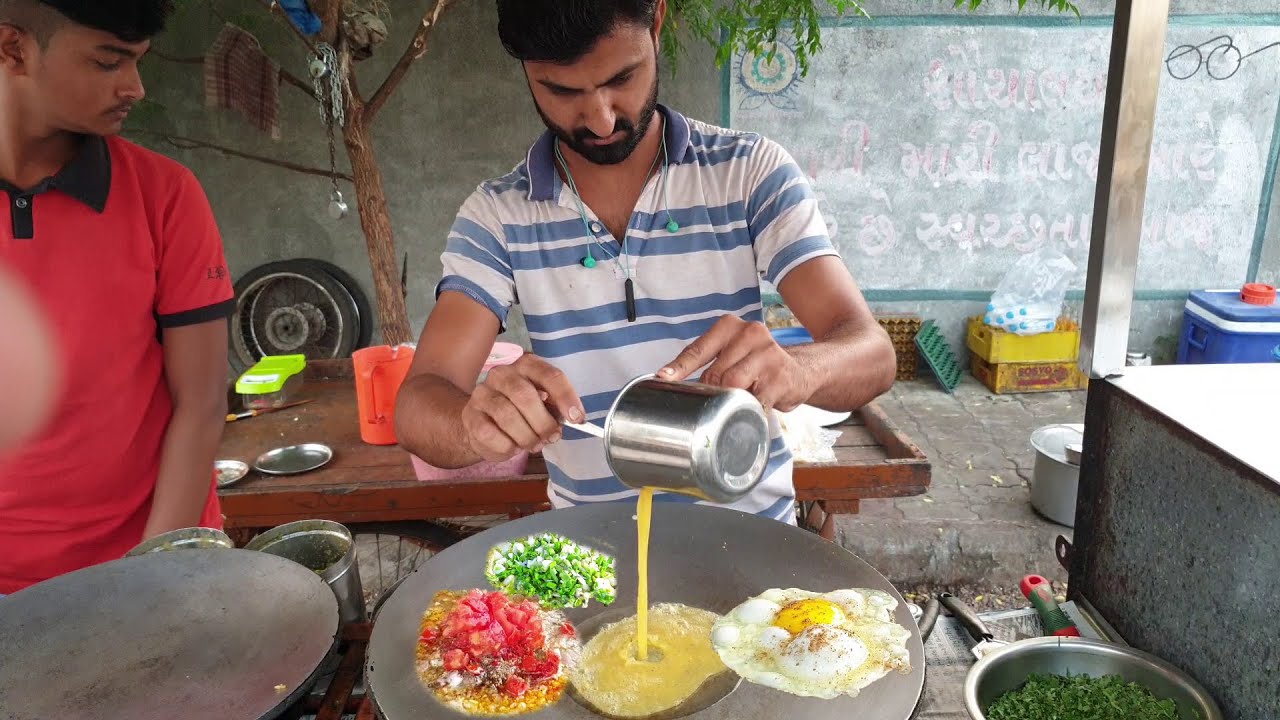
[410,342,532,481]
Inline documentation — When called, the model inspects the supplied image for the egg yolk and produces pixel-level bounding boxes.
[772,599,843,634]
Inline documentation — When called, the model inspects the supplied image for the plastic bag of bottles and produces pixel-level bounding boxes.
[984,246,1077,336]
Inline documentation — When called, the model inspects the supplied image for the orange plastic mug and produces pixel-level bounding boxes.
[353,344,415,445]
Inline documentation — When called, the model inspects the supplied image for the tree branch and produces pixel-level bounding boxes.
[128,129,353,182]
[320,0,345,45]
[364,0,452,123]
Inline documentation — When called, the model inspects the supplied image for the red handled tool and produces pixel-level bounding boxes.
[1021,574,1080,637]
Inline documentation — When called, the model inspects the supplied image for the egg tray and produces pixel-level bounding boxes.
[914,320,962,393]
[877,314,923,381]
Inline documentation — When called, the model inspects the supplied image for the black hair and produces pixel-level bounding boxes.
[496,0,658,64]
[0,0,174,44]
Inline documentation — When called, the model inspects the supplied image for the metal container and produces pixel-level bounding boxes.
[1029,423,1084,527]
[125,527,234,556]
[245,520,365,624]
[965,637,1223,720]
[602,374,771,503]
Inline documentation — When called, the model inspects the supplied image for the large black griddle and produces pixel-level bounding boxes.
[0,549,340,720]
[367,502,924,720]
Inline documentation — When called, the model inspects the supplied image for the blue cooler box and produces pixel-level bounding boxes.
[1176,289,1280,364]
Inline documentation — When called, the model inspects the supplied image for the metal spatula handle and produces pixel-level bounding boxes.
[939,592,995,642]
[563,420,605,439]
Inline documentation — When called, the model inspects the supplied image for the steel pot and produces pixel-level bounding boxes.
[600,374,771,503]
[245,519,366,624]
[1029,423,1084,527]
[965,636,1223,720]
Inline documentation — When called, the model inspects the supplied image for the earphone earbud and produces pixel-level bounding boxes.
[581,254,596,268]
[666,218,679,233]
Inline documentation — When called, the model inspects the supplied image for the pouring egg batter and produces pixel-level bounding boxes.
[568,488,729,718]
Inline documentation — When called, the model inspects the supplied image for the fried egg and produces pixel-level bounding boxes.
[710,588,912,699]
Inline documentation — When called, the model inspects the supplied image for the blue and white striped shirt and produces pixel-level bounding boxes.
[436,105,839,524]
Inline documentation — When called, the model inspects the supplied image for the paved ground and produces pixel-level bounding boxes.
[835,375,1087,599]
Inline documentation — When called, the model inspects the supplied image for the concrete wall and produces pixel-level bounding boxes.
[133,0,1279,363]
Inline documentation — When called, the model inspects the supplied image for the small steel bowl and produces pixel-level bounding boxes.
[125,527,235,557]
[215,459,250,488]
[254,443,334,476]
[965,636,1223,720]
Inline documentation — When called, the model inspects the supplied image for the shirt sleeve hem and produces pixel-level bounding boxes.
[156,297,236,329]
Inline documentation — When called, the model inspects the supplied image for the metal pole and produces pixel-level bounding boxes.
[1079,0,1172,379]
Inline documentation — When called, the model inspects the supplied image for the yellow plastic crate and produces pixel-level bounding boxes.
[970,352,1088,394]
[966,315,1080,365]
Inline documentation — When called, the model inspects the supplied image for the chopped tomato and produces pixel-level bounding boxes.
[520,651,560,679]
[504,674,529,697]
[442,649,468,671]
[560,622,576,638]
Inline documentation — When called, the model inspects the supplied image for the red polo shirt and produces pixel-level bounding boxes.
[0,135,235,594]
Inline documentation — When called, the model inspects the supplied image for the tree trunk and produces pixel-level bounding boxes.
[341,97,412,346]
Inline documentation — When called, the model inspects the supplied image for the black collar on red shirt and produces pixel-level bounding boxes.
[0,134,112,212]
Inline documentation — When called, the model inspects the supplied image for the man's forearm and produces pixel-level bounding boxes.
[787,320,897,412]
[144,405,225,538]
[396,374,484,468]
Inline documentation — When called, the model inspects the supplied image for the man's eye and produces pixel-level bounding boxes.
[608,74,632,87]
[94,60,121,71]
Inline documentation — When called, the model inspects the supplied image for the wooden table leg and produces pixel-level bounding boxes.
[315,624,371,720]
[804,500,860,542]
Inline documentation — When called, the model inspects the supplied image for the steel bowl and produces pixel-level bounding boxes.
[244,519,365,625]
[965,636,1223,720]
[125,527,235,557]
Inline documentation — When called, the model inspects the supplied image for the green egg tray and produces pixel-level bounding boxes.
[915,320,962,393]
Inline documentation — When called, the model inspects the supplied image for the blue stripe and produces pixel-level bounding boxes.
[487,172,530,197]
[501,203,750,247]
[751,182,817,239]
[435,276,510,325]
[525,287,762,335]
[450,217,511,270]
[763,495,798,522]
[508,226,754,271]
[701,142,756,168]
[547,463,630,498]
[747,164,805,227]
[531,307,763,359]
[855,288,1194,302]
[765,235,835,284]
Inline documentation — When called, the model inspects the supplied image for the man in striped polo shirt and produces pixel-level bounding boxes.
[396,0,896,525]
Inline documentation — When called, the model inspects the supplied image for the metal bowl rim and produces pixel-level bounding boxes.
[963,636,1223,720]
[214,459,250,486]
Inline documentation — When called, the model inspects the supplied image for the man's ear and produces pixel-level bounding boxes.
[0,24,33,75]
[652,0,667,50]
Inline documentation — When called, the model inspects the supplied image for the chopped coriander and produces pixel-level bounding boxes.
[484,533,617,610]
[987,673,1191,720]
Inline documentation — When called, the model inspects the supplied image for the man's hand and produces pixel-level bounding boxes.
[658,316,812,412]
[463,355,585,461]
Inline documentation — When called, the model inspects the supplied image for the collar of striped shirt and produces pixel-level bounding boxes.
[523,104,695,202]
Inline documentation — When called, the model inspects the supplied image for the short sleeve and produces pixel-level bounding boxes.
[154,168,235,328]
[435,187,517,328]
[744,137,840,286]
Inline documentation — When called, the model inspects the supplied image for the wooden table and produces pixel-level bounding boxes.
[218,361,930,541]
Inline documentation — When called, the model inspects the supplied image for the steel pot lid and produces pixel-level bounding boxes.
[0,549,340,720]
[367,502,925,720]
[1031,423,1085,465]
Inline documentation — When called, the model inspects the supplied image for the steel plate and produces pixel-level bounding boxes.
[254,443,334,475]
[367,502,924,720]
[0,548,340,720]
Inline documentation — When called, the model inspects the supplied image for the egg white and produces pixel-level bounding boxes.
[710,588,912,699]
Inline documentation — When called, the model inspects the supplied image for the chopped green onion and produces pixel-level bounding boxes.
[484,533,617,610]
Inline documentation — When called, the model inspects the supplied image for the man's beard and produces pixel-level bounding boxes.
[537,74,660,166]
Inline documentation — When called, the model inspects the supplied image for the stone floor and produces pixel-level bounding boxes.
[836,375,1086,599]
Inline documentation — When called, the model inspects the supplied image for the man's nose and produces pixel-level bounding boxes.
[118,64,145,102]
[583,94,617,139]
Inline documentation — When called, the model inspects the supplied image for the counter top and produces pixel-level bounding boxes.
[1108,363,1279,483]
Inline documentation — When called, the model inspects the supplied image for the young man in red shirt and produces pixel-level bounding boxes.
[0,0,234,595]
